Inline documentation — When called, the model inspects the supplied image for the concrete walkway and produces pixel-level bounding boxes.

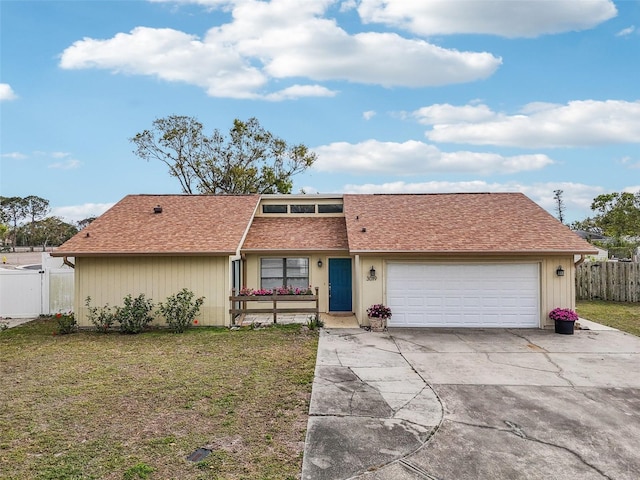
[303,323,640,479]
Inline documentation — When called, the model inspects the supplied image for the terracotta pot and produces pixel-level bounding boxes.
[369,316,386,332]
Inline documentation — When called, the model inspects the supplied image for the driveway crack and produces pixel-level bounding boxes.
[450,419,613,479]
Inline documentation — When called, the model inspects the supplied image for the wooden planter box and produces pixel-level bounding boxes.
[229,288,319,324]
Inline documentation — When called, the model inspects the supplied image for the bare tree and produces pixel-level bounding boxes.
[553,190,565,224]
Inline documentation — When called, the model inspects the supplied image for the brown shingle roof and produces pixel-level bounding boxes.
[343,193,597,254]
[54,194,259,256]
[241,217,349,252]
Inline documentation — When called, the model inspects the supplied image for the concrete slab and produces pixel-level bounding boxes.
[303,325,640,479]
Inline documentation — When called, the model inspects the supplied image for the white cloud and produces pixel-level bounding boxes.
[51,203,114,223]
[264,84,337,101]
[363,110,376,120]
[314,139,553,175]
[59,1,501,99]
[342,180,604,221]
[48,159,82,170]
[616,25,636,37]
[357,0,617,38]
[417,100,640,148]
[0,83,18,101]
[1,152,27,160]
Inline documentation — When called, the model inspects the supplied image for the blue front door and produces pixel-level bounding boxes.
[329,258,352,312]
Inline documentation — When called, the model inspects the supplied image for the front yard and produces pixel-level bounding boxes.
[576,300,640,337]
[0,319,318,480]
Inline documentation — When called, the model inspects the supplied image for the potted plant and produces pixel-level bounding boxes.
[549,308,578,335]
[367,304,392,332]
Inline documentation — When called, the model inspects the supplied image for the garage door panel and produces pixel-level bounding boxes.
[387,263,539,328]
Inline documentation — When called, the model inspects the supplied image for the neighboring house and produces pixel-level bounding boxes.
[575,246,609,263]
[53,192,596,329]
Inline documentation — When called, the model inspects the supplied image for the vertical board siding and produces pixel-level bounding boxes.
[576,262,640,302]
[76,256,228,326]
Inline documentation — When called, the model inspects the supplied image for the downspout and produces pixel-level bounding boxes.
[574,254,585,268]
[63,256,75,269]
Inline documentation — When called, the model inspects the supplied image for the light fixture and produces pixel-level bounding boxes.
[367,266,377,281]
[556,265,565,277]
[317,259,323,268]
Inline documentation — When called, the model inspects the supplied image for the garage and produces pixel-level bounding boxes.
[386,263,540,328]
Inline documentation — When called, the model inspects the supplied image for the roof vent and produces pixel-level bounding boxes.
[153,205,163,214]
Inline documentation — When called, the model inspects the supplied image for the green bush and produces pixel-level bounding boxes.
[55,312,77,334]
[116,294,155,334]
[158,288,205,333]
[85,296,116,333]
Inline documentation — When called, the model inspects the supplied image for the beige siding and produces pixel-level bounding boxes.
[74,256,229,327]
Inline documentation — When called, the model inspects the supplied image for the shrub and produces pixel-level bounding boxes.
[158,288,205,333]
[85,296,116,333]
[55,311,76,334]
[116,294,155,334]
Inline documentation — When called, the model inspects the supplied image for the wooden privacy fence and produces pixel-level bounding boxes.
[229,287,319,324]
[576,262,640,302]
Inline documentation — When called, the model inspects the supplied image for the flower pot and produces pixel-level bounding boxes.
[369,316,386,332]
[554,319,575,335]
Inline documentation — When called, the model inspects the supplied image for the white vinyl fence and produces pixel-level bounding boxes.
[0,254,74,318]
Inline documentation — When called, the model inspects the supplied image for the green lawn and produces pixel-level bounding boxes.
[0,319,318,480]
[576,300,640,337]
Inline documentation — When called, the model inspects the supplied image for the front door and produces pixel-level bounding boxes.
[329,258,352,312]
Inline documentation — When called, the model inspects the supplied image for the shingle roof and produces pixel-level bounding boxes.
[343,193,597,254]
[53,194,259,256]
[241,217,349,252]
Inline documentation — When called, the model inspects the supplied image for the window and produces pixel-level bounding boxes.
[261,258,309,289]
[262,204,288,214]
[290,204,315,214]
[317,203,343,213]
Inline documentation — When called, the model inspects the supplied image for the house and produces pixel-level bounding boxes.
[53,192,597,329]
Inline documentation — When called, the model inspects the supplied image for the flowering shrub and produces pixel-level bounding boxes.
[158,288,205,333]
[237,286,313,296]
[367,304,392,319]
[55,311,77,334]
[116,294,155,334]
[85,296,116,333]
[549,308,578,322]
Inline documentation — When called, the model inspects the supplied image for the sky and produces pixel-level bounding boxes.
[1,0,639,225]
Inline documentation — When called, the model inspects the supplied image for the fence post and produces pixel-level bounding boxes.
[273,290,278,324]
[315,287,319,320]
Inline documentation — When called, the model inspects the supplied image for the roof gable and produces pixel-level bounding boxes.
[242,217,348,252]
[55,194,259,256]
[343,193,597,254]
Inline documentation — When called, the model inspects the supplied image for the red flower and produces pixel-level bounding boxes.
[193,319,199,325]
[55,313,62,318]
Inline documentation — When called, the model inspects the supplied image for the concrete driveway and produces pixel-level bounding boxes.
[302,322,640,479]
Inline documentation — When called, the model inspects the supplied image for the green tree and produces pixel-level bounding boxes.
[130,116,316,194]
[590,192,640,238]
[27,217,78,251]
[23,195,50,250]
[0,196,27,251]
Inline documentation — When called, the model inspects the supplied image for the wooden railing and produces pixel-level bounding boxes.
[229,287,319,324]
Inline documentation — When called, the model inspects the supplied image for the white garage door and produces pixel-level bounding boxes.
[387,263,540,328]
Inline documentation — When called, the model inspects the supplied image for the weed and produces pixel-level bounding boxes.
[123,462,154,479]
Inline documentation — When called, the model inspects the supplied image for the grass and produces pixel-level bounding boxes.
[576,300,640,337]
[0,318,318,480]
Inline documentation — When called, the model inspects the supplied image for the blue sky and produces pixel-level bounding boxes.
[1,0,639,224]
